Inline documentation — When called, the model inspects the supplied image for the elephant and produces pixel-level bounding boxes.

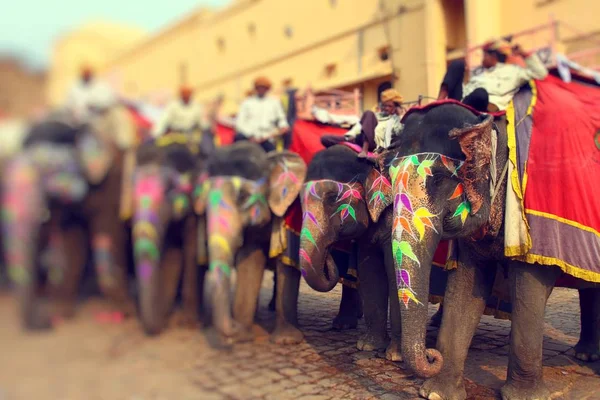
[298,144,447,361]
[0,110,136,330]
[131,133,207,335]
[370,102,600,400]
[193,141,312,344]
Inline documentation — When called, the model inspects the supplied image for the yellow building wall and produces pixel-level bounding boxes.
[105,0,432,112]
[95,0,599,115]
[46,21,146,107]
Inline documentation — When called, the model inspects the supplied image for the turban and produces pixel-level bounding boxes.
[254,76,272,89]
[179,85,194,97]
[380,88,403,104]
[483,39,512,56]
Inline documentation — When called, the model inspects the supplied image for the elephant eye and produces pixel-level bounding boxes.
[238,189,251,207]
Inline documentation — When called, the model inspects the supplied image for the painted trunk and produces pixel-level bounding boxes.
[205,186,244,338]
[133,169,166,335]
[1,157,46,329]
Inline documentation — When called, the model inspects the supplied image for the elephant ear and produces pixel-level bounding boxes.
[194,171,210,215]
[448,114,493,215]
[75,126,114,185]
[266,151,307,217]
[364,162,394,222]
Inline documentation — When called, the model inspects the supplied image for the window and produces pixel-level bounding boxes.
[325,63,337,78]
[378,46,390,62]
[284,25,293,38]
[329,0,337,7]
[248,23,256,36]
[217,37,226,52]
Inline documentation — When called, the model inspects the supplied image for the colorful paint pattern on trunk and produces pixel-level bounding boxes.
[93,234,116,287]
[389,153,467,308]
[299,180,363,276]
[1,158,43,286]
[133,172,164,283]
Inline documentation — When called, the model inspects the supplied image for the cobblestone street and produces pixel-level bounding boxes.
[0,273,599,400]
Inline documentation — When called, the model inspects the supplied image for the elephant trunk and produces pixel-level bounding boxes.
[133,170,166,335]
[1,157,47,329]
[298,213,339,292]
[205,191,244,340]
[396,230,443,378]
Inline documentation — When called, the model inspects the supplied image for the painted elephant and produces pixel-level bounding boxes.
[132,134,206,335]
[1,110,135,330]
[299,144,447,361]
[373,102,600,400]
[194,141,310,343]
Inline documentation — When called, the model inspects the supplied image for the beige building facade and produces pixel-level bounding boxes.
[48,0,600,114]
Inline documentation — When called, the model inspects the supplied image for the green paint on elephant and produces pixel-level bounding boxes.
[209,260,232,276]
[9,267,29,285]
[134,238,160,261]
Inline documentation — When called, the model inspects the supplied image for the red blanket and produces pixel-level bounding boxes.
[215,122,235,146]
[517,75,600,282]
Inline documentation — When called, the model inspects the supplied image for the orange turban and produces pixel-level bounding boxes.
[179,85,194,97]
[254,76,272,89]
[483,39,512,56]
[380,88,403,105]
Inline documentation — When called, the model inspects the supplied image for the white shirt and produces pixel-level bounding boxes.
[463,54,548,111]
[152,99,209,138]
[66,79,117,122]
[235,95,289,140]
[346,112,403,150]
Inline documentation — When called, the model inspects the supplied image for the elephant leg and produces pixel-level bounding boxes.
[161,245,184,319]
[356,246,389,352]
[383,243,402,361]
[333,284,361,330]
[90,216,134,320]
[268,269,277,312]
[177,216,202,328]
[420,255,496,400]
[48,222,87,322]
[500,261,561,400]
[575,288,600,362]
[271,260,303,345]
[231,248,266,341]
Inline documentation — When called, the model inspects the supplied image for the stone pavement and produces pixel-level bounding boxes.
[0,273,599,400]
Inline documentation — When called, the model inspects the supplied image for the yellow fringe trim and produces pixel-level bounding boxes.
[513,252,600,283]
[504,91,533,257]
[525,209,600,239]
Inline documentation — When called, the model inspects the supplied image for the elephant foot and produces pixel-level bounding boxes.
[574,339,600,362]
[500,380,551,400]
[220,323,255,345]
[429,307,443,328]
[94,311,125,324]
[420,373,466,400]
[24,308,54,331]
[385,339,402,362]
[51,300,76,320]
[332,312,358,331]
[271,321,304,345]
[357,332,389,352]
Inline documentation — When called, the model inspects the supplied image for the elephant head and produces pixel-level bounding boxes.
[194,142,306,340]
[298,146,379,292]
[375,104,496,378]
[131,137,201,334]
[0,116,114,329]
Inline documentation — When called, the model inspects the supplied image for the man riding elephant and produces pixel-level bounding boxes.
[234,77,289,153]
[152,85,214,154]
[321,88,404,158]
